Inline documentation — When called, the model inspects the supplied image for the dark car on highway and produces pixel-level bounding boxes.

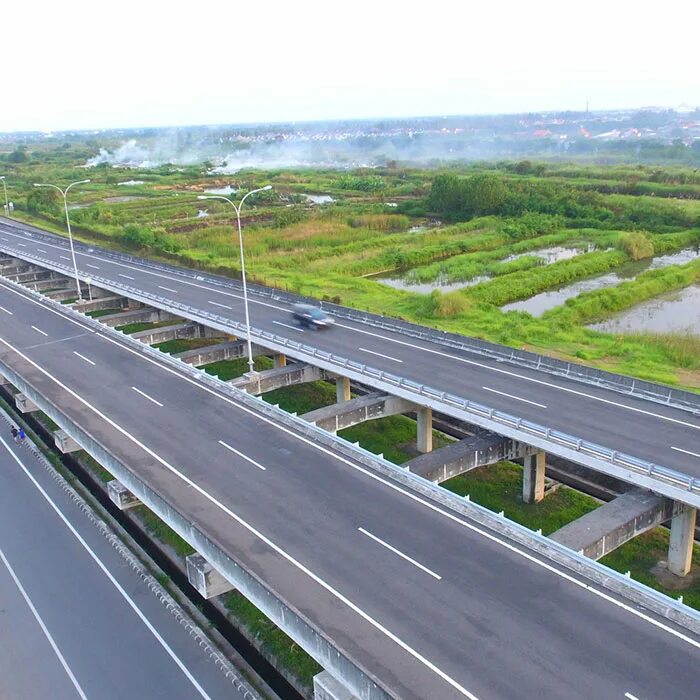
[290,303,335,329]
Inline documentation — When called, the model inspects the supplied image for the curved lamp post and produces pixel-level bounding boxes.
[34,179,90,302]
[198,185,272,375]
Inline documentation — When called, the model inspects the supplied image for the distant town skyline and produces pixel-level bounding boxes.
[3,0,698,134]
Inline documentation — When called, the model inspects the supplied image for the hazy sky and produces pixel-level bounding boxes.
[2,0,698,132]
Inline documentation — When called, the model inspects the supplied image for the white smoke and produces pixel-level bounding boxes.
[85,140,153,167]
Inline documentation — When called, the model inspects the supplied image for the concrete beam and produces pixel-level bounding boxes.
[232,363,332,395]
[336,376,351,403]
[26,276,73,292]
[551,488,680,560]
[314,672,359,700]
[186,554,235,598]
[15,393,39,413]
[523,450,546,504]
[97,306,178,328]
[303,392,416,433]
[72,295,132,313]
[53,429,81,454]
[669,505,697,577]
[174,339,266,366]
[107,480,142,510]
[7,268,55,284]
[406,430,526,483]
[129,322,202,345]
[44,287,80,302]
[0,374,12,386]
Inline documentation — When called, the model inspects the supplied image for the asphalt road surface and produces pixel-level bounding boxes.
[0,406,252,700]
[0,218,698,485]
[0,277,699,699]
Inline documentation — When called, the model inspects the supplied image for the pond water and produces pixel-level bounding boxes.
[204,185,237,195]
[372,245,590,294]
[197,209,209,218]
[102,196,144,203]
[589,285,700,336]
[117,180,145,186]
[502,247,700,317]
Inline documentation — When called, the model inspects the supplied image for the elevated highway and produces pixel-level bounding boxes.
[1,274,700,699]
[0,218,699,513]
[0,402,255,700]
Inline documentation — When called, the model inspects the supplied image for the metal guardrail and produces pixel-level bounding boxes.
[4,220,700,416]
[2,273,700,637]
[3,247,700,503]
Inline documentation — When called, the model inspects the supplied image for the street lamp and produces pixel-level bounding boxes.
[197,185,272,375]
[34,179,90,302]
[0,176,9,219]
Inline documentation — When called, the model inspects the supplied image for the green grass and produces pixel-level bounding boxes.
[153,338,217,354]
[223,592,321,691]
[443,462,599,534]
[202,355,273,381]
[133,506,195,558]
[85,307,121,318]
[116,319,179,334]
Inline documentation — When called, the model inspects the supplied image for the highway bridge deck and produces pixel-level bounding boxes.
[0,276,699,699]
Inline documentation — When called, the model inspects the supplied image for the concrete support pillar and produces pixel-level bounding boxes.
[53,430,81,454]
[107,480,141,510]
[336,376,351,403]
[523,450,546,504]
[186,554,235,598]
[668,505,697,577]
[14,393,39,413]
[313,671,358,700]
[274,353,287,369]
[416,407,433,454]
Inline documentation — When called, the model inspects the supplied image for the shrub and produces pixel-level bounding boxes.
[617,231,654,260]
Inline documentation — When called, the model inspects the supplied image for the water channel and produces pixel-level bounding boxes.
[503,247,700,317]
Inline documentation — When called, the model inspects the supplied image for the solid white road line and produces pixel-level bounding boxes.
[0,305,12,315]
[0,544,89,700]
[86,264,100,270]
[671,446,700,459]
[73,351,96,366]
[358,347,403,363]
[3,281,700,663]
[273,320,303,332]
[0,436,214,700]
[482,386,547,409]
[131,386,163,407]
[218,440,267,471]
[118,274,135,280]
[0,332,478,700]
[358,527,441,580]
[31,325,48,337]
[335,322,700,432]
[208,301,232,310]
[157,285,178,294]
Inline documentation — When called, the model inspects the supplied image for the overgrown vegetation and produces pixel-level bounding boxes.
[3,145,700,393]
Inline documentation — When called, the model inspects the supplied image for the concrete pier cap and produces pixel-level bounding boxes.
[107,480,142,510]
[186,553,235,599]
